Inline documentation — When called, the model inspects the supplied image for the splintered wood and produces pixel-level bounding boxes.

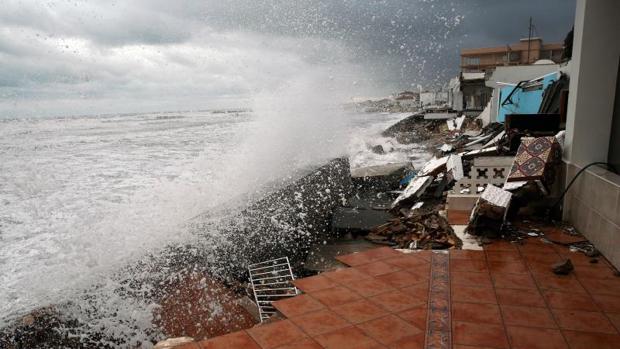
[367,211,461,249]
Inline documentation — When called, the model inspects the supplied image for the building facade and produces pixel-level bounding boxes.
[461,37,564,72]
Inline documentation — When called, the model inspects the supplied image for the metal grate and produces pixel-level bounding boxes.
[248,257,298,322]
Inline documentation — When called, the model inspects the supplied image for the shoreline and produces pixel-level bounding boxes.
[1,111,452,348]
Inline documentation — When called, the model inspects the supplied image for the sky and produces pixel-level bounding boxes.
[0,0,576,118]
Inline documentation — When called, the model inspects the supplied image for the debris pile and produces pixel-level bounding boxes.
[367,211,460,249]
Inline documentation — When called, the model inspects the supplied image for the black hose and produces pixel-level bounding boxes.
[548,161,618,214]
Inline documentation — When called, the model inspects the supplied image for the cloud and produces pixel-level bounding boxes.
[0,0,575,117]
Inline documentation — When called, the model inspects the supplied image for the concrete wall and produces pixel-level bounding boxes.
[563,0,620,268]
[564,163,620,267]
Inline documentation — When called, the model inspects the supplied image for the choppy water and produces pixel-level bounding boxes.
[0,109,427,345]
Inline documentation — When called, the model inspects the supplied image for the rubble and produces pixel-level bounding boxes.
[367,211,461,249]
[552,259,574,275]
[467,185,512,237]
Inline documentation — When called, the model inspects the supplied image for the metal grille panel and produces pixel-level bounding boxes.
[248,257,298,322]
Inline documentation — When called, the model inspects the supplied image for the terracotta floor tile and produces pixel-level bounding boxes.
[579,277,620,296]
[453,321,509,348]
[335,252,374,267]
[562,330,620,349]
[383,255,429,269]
[451,259,489,273]
[311,286,362,307]
[500,305,557,328]
[397,304,427,330]
[322,267,371,284]
[495,288,546,307]
[313,326,381,349]
[605,312,620,331]
[532,273,587,293]
[451,271,493,288]
[523,252,565,264]
[544,290,598,311]
[335,247,400,266]
[492,273,537,289]
[487,260,529,275]
[246,320,306,349]
[451,285,497,304]
[573,264,617,280]
[552,309,618,334]
[557,251,604,266]
[354,261,402,276]
[401,281,429,300]
[453,302,503,324]
[289,309,349,336]
[411,250,432,261]
[368,289,425,313]
[486,250,523,262]
[364,246,402,259]
[273,294,325,318]
[448,209,471,225]
[357,314,423,346]
[293,275,338,293]
[199,331,261,349]
[450,250,487,260]
[273,338,322,349]
[526,261,556,274]
[517,242,558,254]
[331,299,388,324]
[387,333,425,349]
[506,326,568,349]
[344,276,394,297]
[376,270,426,289]
[483,240,519,252]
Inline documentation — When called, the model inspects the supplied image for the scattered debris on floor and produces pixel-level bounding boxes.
[552,258,574,275]
[367,211,460,249]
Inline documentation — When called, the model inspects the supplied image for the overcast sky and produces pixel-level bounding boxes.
[0,0,575,117]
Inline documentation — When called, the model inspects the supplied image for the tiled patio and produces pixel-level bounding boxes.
[178,233,620,349]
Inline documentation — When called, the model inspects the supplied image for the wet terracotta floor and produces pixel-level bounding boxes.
[177,232,620,349]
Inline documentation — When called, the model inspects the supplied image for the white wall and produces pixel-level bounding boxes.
[564,0,620,166]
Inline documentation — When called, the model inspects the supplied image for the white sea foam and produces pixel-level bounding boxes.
[0,103,429,345]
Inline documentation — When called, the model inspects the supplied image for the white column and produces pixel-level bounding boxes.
[564,0,620,166]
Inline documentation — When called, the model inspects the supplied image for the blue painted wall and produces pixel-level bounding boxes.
[497,72,558,122]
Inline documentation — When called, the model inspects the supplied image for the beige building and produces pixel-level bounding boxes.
[461,37,564,72]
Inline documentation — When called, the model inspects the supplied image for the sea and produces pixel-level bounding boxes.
[0,109,430,346]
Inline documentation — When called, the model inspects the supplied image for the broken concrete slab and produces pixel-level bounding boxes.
[331,207,394,234]
[467,185,512,237]
[391,175,433,208]
[351,162,413,191]
[446,115,465,131]
[304,238,378,272]
[447,154,464,181]
[418,156,448,176]
[425,112,458,120]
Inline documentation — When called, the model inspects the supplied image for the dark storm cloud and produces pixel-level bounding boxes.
[0,0,575,117]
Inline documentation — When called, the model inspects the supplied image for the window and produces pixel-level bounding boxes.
[463,56,480,66]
